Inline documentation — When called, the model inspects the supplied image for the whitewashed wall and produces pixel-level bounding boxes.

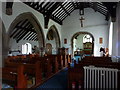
[1,1,113,57]
[9,38,39,52]
[1,1,62,46]
[2,1,62,38]
[62,8,109,56]
[76,34,85,50]
[1,1,62,58]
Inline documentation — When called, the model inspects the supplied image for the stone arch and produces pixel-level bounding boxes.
[7,12,45,54]
[46,25,61,53]
[71,31,95,55]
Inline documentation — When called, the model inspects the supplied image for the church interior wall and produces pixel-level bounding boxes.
[1,1,120,57]
[74,34,85,50]
[1,1,62,46]
[1,1,62,56]
[9,38,39,54]
[62,8,109,56]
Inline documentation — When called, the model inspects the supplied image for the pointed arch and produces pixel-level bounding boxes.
[47,25,61,49]
[7,12,45,53]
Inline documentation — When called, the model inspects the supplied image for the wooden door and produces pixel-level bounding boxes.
[46,43,52,55]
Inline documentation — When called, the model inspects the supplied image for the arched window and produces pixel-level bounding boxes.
[22,43,32,54]
[109,22,113,55]
[83,34,92,43]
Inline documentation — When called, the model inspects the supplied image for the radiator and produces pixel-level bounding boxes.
[84,66,118,89]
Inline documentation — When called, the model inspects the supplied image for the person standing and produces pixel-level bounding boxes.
[100,47,105,57]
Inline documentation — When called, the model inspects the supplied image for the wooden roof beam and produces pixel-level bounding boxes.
[43,2,62,28]
[25,32,34,40]
[40,2,50,13]
[16,23,31,39]
[62,7,74,21]
[16,25,32,42]
[60,4,70,16]
[30,34,37,41]
[11,19,28,38]
[15,26,36,33]
[23,31,32,40]
[51,15,62,25]
[10,21,22,38]
[26,32,35,40]
[28,33,36,41]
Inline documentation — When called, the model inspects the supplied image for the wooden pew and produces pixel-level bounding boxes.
[4,54,69,88]
[66,54,72,63]
[3,58,42,88]
[68,68,84,90]
[56,55,63,69]
[2,65,27,88]
[45,55,59,73]
[62,55,67,67]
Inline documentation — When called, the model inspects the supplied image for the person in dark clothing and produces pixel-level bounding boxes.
[100,47,105,57]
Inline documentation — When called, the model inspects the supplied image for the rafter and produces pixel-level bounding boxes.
[16,25,33,42]
[27,33,36,40]
[22,1,117,25]
[30,33,37,40]
[16,24,31,39]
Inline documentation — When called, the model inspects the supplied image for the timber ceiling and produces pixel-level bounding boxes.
[21,1,118,26]
[6,1,118,42]
[10,19,38,42]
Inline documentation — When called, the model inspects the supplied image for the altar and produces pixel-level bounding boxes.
[74,42,93,56]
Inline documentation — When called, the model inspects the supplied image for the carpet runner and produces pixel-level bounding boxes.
[36,68,68,90]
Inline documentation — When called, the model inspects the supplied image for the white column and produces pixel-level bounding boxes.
[117,2,120,56]
[112,2,120,56]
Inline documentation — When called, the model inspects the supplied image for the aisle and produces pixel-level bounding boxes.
[36,68,68,90]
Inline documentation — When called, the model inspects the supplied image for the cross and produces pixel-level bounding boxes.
[79,16,85,27]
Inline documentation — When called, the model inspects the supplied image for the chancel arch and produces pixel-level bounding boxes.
[7,12,45,56]
[71,32,94,56]
[46,25,61,54]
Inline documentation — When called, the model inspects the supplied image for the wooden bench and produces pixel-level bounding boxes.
[2,65,27,88]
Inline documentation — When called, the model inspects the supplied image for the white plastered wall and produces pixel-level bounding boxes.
[1,1,62,56]
[62,8,109,56]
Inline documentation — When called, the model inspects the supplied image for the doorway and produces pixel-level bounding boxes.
[71,32,94,56]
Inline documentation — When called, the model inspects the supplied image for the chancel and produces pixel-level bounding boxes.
[1,0,120,89]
